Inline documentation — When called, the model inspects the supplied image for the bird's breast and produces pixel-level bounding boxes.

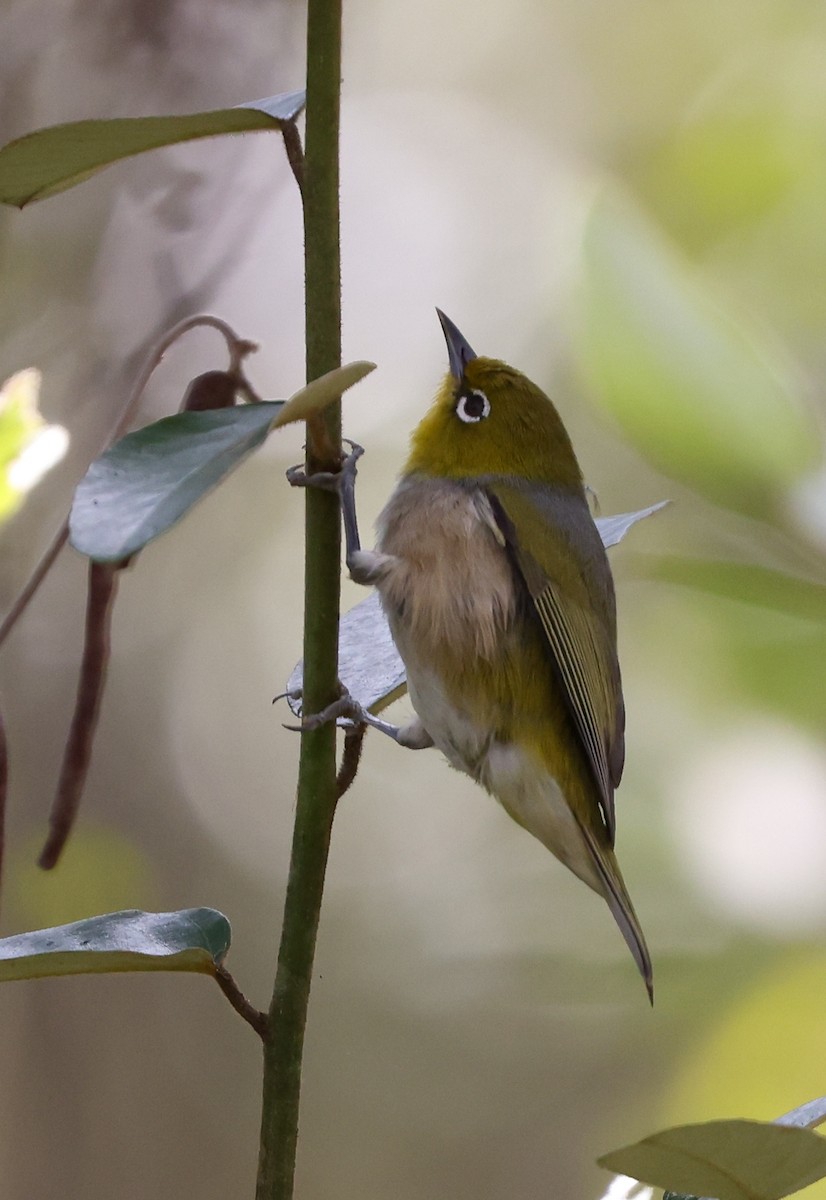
[373,473,560,747]
[375,474,517,664]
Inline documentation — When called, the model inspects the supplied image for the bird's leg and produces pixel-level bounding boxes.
[279,687,434,750]
[285,441,426,748]
[337,443,390,585]
[286,440,393,586]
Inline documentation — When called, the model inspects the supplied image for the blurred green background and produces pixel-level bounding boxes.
[2,1,826,1197]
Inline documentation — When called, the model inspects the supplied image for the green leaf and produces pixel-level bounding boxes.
[662,1101,826,1200]
[69,402,284,561]
[285,501,667,718]
[0,89,306,207]
[0,908,231,980]
[599,1119,826,1200]
[577,193,818,515]
[69,359,376,562]
[647,557,826,623]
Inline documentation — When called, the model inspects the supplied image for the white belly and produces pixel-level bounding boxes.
[406,666,601,893]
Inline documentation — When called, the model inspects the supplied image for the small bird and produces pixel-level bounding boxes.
[336,310,652,999]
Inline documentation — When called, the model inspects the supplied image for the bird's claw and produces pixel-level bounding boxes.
[285,463,338,492]
[279,688,370,733]
[286,439,364,494]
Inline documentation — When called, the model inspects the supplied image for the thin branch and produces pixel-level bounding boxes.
[114,315,257,433]
[214,964,269,1040]
[0,523,69,647]
[281,121,305,199]
[335,725,366,800]
[38,560,121,870]
[0,315,258,650]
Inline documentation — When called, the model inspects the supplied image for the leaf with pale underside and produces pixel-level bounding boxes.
[775,1097,826,1133]
[286,501,666,718]
[0,90,306,207]
[0,908,231,981]
[272,360,375,428]
[287,590,407,717]
[595,500,669,548]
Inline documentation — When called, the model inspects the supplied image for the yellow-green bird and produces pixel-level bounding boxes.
[340,310,652,999]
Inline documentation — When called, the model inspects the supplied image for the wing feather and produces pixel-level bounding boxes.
[487,481,623,842]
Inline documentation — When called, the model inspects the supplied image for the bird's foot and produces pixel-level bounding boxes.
[283,693,368,733]
[285,439,364,494]
[276,684,370,733]
[276,686,432,748]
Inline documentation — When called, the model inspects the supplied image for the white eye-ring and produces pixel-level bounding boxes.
[455,389,490,424]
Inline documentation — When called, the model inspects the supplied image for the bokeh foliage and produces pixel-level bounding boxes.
[1,3,826,1200]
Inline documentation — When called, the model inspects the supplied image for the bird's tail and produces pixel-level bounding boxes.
[578,821,653,1003]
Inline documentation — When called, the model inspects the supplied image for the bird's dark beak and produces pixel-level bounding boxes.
[436,309,477,382]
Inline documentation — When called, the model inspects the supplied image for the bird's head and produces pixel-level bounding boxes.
[404,310,584,490]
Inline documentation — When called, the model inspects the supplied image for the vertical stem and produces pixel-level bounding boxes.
[255,0,342,1197]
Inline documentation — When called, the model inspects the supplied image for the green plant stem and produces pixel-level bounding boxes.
[255,0,342,1197]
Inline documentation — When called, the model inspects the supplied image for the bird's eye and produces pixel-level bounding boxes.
[455,389,490,424]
